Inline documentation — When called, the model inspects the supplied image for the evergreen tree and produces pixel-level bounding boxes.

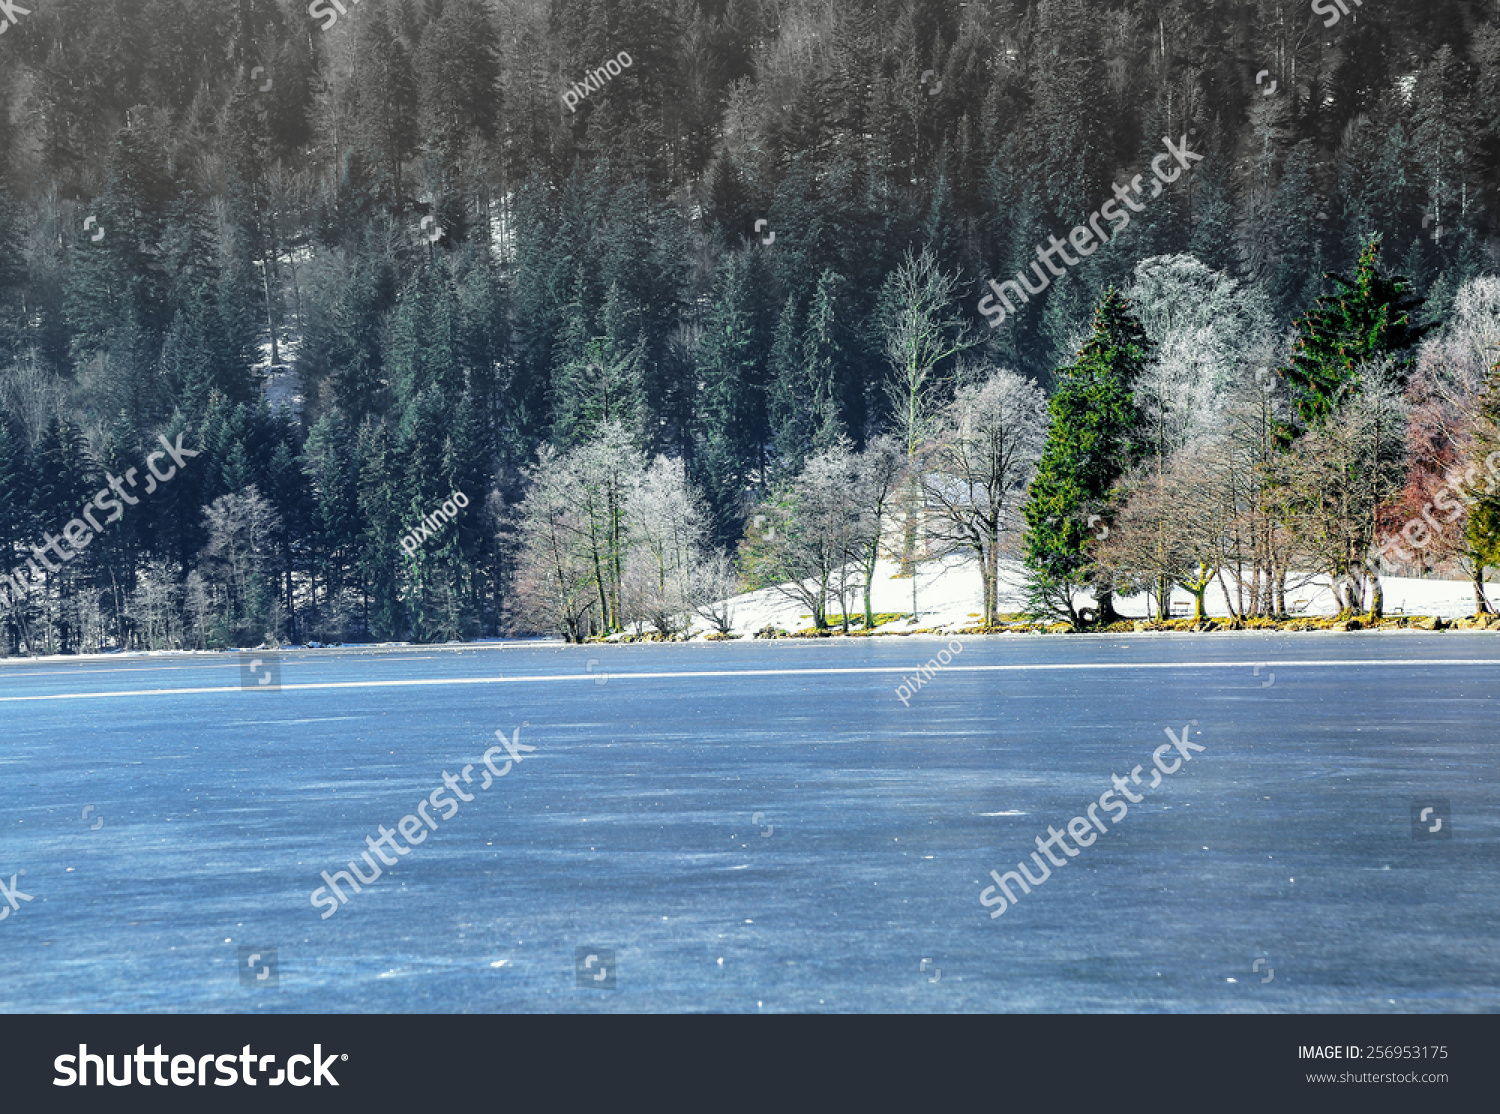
[1021,289,1152,626]
[1266,141,1325,325]
[550,282,648,448]
[387,264,465,407]
[301,410,361,638]
[693,247,774,544]
[344,5,420,212]
[356,420,406,640]
[766,294,808,475]
[1279,237,1432,433]
[768,269,847,475]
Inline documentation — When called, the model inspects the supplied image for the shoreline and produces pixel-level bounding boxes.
[2,616,1498,667]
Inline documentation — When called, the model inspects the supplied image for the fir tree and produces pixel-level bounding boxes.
[1278,237,1432,434]
[550,282,648,448]
[1021,289,1152,626]
[693,247,773,544]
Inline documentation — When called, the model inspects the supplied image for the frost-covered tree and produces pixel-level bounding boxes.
[689,549,742,636]
[513,444,600,642]
[878,248,977,577]
[622,455,708,636]
[849,435,905,630]
[1278,363,1410,617]
[1126,254,1274,455]
[923,367,1048,626]
[570,422,644,633]
[198,485,283,646]
[740,442,866,632]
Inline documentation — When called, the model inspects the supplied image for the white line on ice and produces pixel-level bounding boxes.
[2,659,1499,702]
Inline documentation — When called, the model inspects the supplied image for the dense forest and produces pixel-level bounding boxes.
[2,0,1500,651]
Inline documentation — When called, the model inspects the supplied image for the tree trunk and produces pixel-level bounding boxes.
[985,520,1000,626]
[863,555,876,630]
[261,255,280,368]
[899,475,920,577]
[1475,563,1493,615]
[1097,589,1119,624]
[1217,569,1239,620]
[1340,577,1360,615]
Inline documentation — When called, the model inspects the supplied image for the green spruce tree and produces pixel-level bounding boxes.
[1279,236,1432,434]
[1021,289,1152,627]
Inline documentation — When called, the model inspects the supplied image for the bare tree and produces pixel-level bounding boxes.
[740,442,864,632]
[1099,442,1236,622]
[1214,354,1307,618]
[922,366,1047,626]
[689,549,742,636]
[878,248,977,591]
[1276,364,1410,617]
[849,435,905,630]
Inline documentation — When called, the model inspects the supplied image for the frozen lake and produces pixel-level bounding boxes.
[1,634,1497,1013]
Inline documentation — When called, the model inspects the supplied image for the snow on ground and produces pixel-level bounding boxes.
[694,554,1493,637]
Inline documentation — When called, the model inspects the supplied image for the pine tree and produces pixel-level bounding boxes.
[800,270,848,453]
[415,0,501,224]
[0,186,25,365]
[1266,141,1325,326]
[768,270,847,476]
[766,294,808,476]
[1187,164,1239,275]
[345,5,420,212]
[302,410,361,638]
[387,264,464,408]
[1021,289,1152,626]
[693,247,773,544]
[356,420,406,641]
[327,247,398,420]
[550,282,648,448]
[1279,237,1432,433]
